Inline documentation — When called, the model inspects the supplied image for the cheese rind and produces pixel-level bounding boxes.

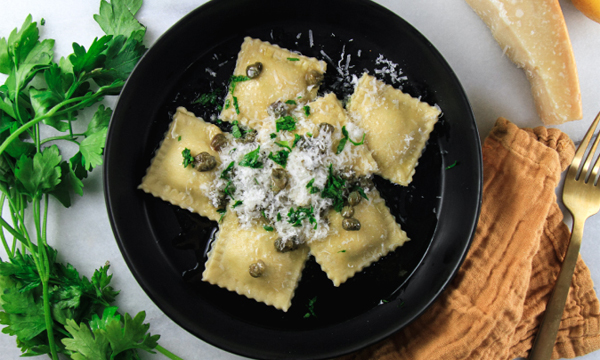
[465,0,582,125]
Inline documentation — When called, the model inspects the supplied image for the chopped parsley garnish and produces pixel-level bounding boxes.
[223,181,236,200]
[226,75,250,115]
[193,88,222,107]
[304,296,318,318]
[228,74,250,94]
[285,99,297,105]
[353,185,369,201]
[220,161,235,179]
[239,147,263,168]
[445,160,459,170]
[292,134,302,148]
[217,208,227,223]
[338,249,347,253]
[303,105,311,116]
[321,164,346,212]
[233,96,241,114]
[306,178,320,194]
[274,140,292,151]
[177,135,182,141]
[254,178,260,185]
[270,133,277,139]
[287,57,300,61]
[268,150,290,168]
[287,206,317,229]
[306,132,313,137]
[277,212,282,221]
[336,126,366,154]
[182,148,194,168]
[231,120,244,138]
[232,200,243,208]
[275,115,297,132]
[263,225,274,232]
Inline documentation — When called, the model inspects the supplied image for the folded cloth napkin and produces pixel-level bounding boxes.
[341,117,600,360]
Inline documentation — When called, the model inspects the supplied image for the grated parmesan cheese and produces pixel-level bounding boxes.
[207,106,370,246]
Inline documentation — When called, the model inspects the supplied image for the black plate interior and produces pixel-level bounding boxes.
[104,0,482,359]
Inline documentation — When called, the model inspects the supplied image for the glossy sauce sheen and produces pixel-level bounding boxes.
[144,26,445,329]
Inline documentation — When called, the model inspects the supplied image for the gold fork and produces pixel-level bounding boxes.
[528,111,600,360]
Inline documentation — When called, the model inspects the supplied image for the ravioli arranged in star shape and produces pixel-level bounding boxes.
[140,38,440,311]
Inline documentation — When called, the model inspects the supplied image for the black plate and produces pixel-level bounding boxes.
[104,0,482,359]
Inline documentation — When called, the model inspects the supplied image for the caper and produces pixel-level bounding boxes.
[274,237,298,253]
[239,129,257,143]
[354,176,374,191]
[267,101,289,118]
[214,192,228,210]
[246,62,263,79]
[342,218,361,231]
[211,133,228,151]
[347,191,362,206]
[193,152,217,171]
[271,168,288,193]
[305,69,324,86]
[249,260,266,278]
[318,122,335,136]
[341,205,354,218]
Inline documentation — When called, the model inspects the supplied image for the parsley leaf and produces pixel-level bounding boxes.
[231,120,243,139]
[181,148,194,168]
[94,0,145,38]
[336,126,366,154]
[268,150,289,168]
[239,147,263,168]
[287,206,317,229]
[303,105,310,116]
[445,160,459,170]
[220,161,235,179]
[275,115,296,132]
[321,164,346,212]
[274,140,292,151]
[15,145,62,198]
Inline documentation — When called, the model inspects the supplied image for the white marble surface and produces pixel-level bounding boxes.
[0,0,599,359]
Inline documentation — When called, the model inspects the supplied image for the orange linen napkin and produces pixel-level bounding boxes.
[341,117,600,360]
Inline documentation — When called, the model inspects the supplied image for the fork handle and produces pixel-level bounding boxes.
[528,218,584,360]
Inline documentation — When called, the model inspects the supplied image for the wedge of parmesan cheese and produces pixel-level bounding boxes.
[465,0,582,125]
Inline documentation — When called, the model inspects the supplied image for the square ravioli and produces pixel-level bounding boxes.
[202,209,310,312]
[348,74,441,186]
[139,107,223,221]
[220,37,327,129]
[296,93,378,176]
[308,189,409,287]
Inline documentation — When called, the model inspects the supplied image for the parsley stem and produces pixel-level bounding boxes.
[0,196,12,257]
[155,344,184,360]
[33,195,59,360]
[0,213,27,246]
[40,133,84,145]
[0,88,109,158]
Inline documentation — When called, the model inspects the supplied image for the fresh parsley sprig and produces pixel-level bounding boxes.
[0,2,182,359]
